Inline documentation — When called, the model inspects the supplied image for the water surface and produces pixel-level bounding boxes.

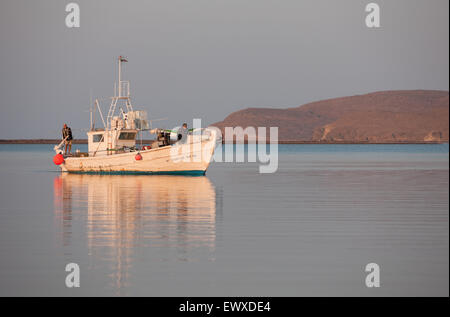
[0,144,448,296]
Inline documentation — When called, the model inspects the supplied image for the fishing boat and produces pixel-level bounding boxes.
[53,56,218,175]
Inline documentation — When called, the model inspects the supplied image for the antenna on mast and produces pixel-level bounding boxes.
[118,55,128,97]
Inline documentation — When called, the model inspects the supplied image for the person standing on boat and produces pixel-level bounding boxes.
[62,124,73,155]
[177,123,189,144]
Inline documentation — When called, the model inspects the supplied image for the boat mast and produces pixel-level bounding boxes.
[118,56,122,97]
[106,56,132,129]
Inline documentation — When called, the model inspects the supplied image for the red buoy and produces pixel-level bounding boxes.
[53,153,64,165]
[135,153,142,161]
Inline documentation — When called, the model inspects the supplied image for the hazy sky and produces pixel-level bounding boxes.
[0,0,448,138]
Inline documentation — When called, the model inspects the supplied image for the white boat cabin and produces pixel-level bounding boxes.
[87,128,138,156]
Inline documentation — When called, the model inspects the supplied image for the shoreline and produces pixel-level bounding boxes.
[0,139,447,145]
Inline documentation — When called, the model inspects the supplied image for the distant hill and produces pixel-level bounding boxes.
[211,90,449,143]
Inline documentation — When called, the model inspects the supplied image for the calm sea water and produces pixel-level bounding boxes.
[0,144,448,296]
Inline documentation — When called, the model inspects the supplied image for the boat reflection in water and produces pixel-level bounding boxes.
[53,174,218,292]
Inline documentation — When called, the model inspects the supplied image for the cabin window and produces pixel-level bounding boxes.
[118,132,136,140]
[92,134,104,142]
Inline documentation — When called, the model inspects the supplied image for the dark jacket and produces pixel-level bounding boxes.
[62,127,73,141]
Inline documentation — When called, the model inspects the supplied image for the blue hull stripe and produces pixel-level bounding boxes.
[67,170,206,176]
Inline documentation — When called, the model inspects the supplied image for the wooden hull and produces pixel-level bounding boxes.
[60,131,217,174]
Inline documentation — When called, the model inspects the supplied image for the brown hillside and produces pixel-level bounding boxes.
[211,90,449,142]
